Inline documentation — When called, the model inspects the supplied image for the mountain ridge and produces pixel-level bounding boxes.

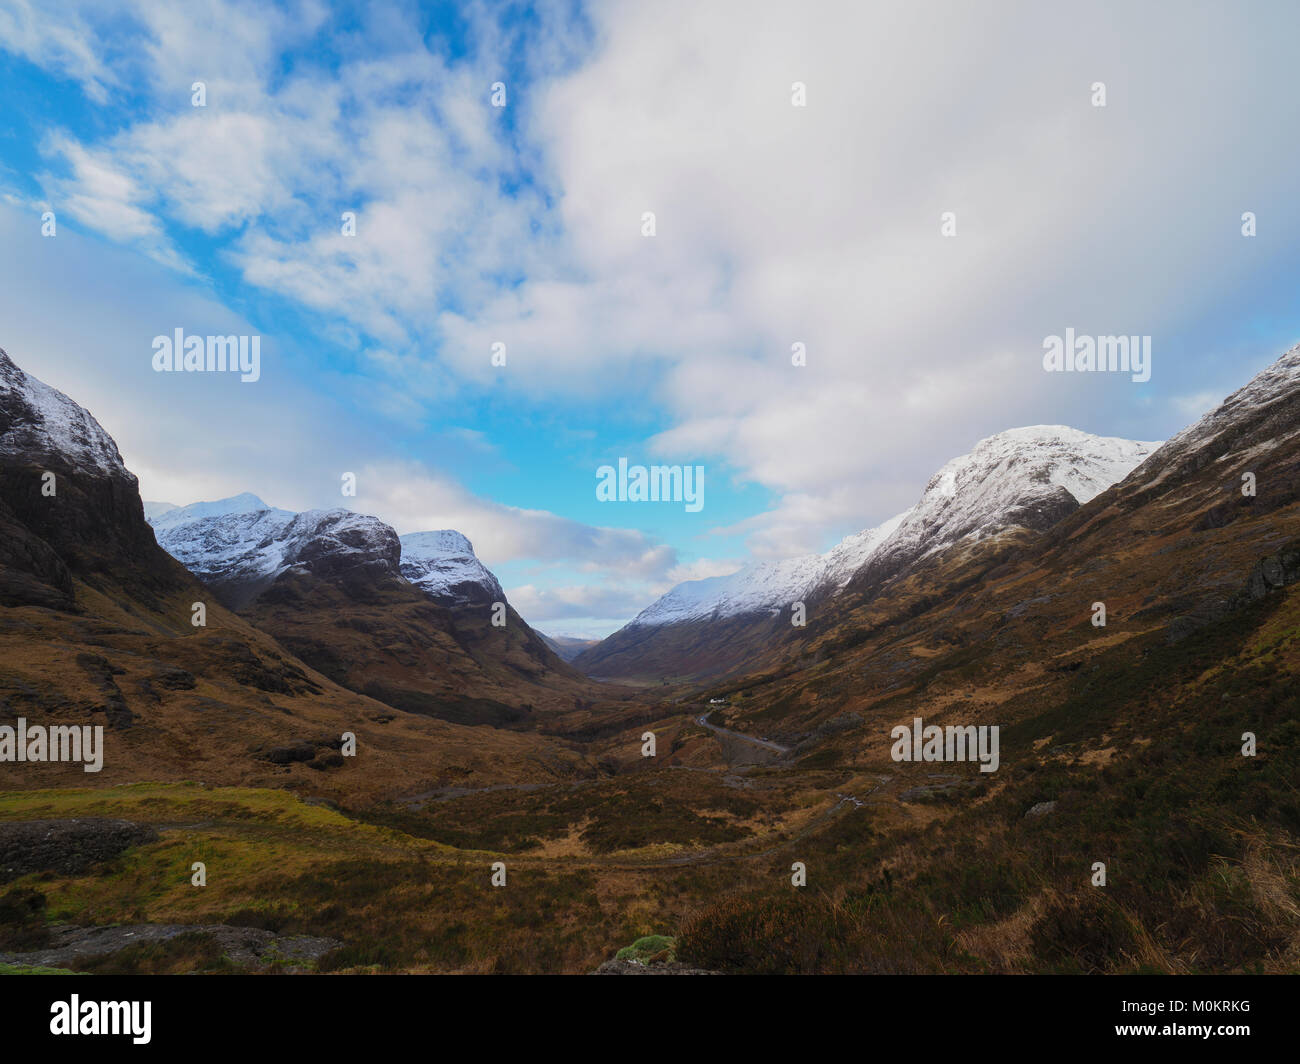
[0,343,587,797]
[575,425,1159,682]
[148,496,511,613]
[144,493,591,722]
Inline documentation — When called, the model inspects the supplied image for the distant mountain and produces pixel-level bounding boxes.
[540,633,601,662]
[146,493,589,724]
[575,426,1158,682]
[149,499,508,612]
[142,500,179,521]
[629,512,911,629]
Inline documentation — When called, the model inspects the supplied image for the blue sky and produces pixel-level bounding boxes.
[2,0,1300,637]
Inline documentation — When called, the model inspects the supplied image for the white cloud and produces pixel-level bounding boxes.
[0,0,117,102]
[1170,390,1221,418]
[0,201,678,609]
[352,461,677,579]
[664,557,743,584]
[495,0,1300,553]
[506,582,650,627]
[41,134,192,273]
[7,0,1300,626]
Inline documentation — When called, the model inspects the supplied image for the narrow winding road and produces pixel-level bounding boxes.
[695,709,790,754]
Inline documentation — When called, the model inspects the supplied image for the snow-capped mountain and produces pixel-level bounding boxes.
[575,425,1161,681]
[144,493,582,714]
[148,495,507,610]
[149,492,283,529]
[847,425,1160,593]
[400,530,504,606]
[618,426,1158,633]
[916,424,1158,532]
[0,342,592,776]
[142,501,179,521]
[1132,342,1300,497]
[149,496,399,608]
[629,511,911,628]
[0,346,128,478]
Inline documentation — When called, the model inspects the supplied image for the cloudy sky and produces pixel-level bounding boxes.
[2,0,1299,637]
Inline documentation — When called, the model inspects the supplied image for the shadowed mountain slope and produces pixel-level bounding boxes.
[0,346,586,797]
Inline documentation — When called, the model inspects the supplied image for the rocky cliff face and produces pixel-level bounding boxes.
[0,347,126,477]
[0,346,187,609]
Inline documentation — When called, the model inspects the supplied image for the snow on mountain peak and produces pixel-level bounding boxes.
[624,425,1158,631]
[148,493,281,531]
[142,501,179,521]
[148,497,396,606]
[0,346,129,478]
[1139,342,1300,491]
[146,493,505,609]
[629,509,911,628]
[937,425,1159,507]
[399,530,504,606]
[852,426,1160,586]
[402,529,475,557]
